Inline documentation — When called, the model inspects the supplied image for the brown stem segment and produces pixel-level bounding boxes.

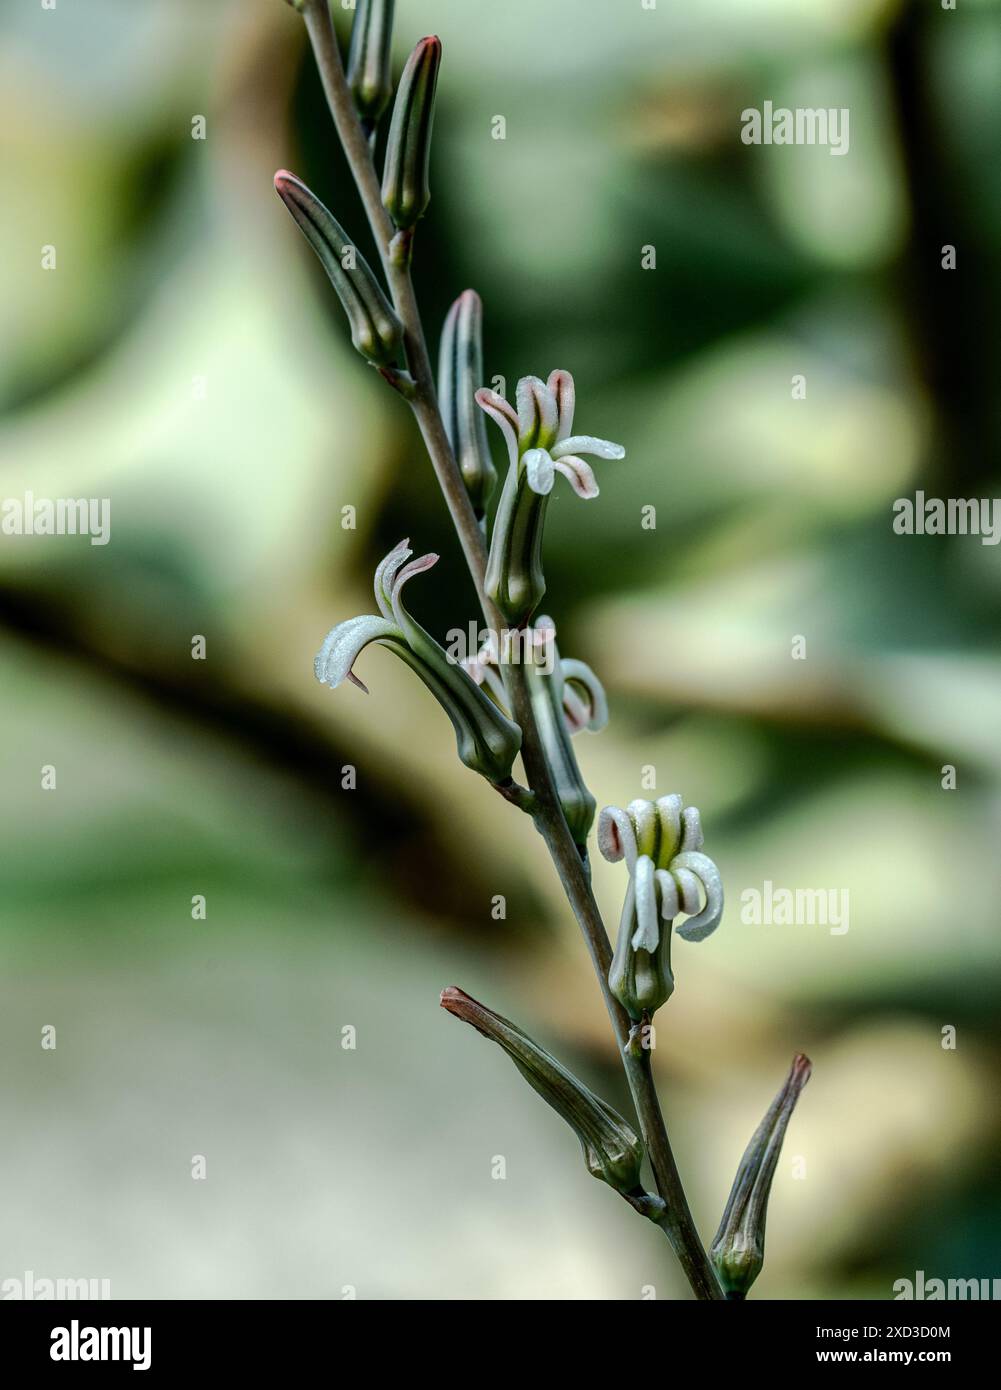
[297,0,722,1300]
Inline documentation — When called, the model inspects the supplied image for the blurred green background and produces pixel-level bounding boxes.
[2,0,1000,1300]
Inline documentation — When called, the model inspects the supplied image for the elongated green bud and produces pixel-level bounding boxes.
[274,170,403,366]
[381,36,441,229]
[440,987,644,1194]
[710,1053,812,1298]
[347,0,396,124]
[438,291,497,519]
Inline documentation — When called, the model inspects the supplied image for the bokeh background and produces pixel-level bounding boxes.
[2,0,1000,1300]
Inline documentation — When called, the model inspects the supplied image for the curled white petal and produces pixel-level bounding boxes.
[551,434,625,462]
[475,388,519,470]
[627,799,657,859]
[389,550,438,629]
[680,805,704,853]
[560,658,608,734]
[531,616,557,663]
[374,539,412,620]
[672,867,702,916]
[631,855,659,953]
[475,386,517,429]
[597,805,637,868]
[554,455,599,499]
[516,375,558,446]
[547,369,576,442]
[314,614,402,693]
[654,868,680,921]
[523,447,555,495]
[672,851,724,943]
[655,794,683,865]
[561,682,590,734]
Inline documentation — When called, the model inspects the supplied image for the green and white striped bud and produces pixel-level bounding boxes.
[710,1054,812,1298]
[438,290,497,519]
[528,618,602,848]
[274,170,403,366]
[440,987,644,1194]
[381,36,441,230]
[347,0,396,126]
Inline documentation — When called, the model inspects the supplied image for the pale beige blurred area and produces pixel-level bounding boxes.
[2,0,1000,1299]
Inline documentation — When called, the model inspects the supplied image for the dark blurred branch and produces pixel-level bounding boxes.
[886,0,997,492]
[0,583,515,930]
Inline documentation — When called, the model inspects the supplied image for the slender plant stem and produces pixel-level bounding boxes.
[298,0,722,1301]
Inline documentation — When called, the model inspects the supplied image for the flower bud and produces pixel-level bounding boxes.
[347,0,396,125]
[315,540,521,785]
[381,36,441,229]
[274,171,403,366]
[440,986,644,1194]
[438,290,497,519]
[710,1053,812,1298]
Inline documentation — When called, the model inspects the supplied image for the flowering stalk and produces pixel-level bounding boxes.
[279,0,809,1302]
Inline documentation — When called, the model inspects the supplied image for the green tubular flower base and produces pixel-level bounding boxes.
[526,634,596,849]
[608,866,675,1019]
[483,460,550,628]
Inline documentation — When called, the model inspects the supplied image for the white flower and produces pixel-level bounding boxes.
[598,796,724,945]
[475,369,624,500]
